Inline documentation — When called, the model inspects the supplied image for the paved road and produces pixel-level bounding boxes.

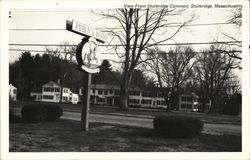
[10,107,241,136]
[62,111,241,136]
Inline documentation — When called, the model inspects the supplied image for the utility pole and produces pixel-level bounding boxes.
[81,71,91,131]
[66,20,107,131]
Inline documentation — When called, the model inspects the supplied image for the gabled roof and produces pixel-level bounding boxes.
[42,81,61,88]
[90,84,121,90]
[9,84,17,89]
[181,92,199,98]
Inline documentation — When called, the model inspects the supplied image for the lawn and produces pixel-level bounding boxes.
[9,117,241,152]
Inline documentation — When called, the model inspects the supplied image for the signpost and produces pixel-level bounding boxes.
[66,20,107,131]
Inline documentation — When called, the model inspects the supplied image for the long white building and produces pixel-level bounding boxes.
[30,81,79,104]
[79,84,167,109]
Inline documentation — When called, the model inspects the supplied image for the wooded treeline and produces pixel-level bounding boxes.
[9,51,153,101]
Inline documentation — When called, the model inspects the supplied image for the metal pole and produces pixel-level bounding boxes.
[81,71,91,131]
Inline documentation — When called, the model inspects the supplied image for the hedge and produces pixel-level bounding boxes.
[43,104,63,121]
[21,104,63,123]
[153,115,204,138]
[21,104,47,123]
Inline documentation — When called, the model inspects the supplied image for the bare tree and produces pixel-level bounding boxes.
[45,42,76,62]
[215,8,242,68]
[95,8,194,110]
[194,45,236,113]
[145,46,196,110]
[59,42,76,61]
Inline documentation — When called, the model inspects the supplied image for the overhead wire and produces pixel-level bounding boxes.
[9,41,241,47]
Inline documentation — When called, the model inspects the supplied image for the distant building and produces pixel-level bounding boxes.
[79,84,167,109]
[30,81,79,104]
[9,84,17,101]
[179,92,199,112]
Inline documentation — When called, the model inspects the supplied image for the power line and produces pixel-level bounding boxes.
[96,22,235,29]
[9,22,235,31]
[9,48,125,55]
[9,41,241,47]
[9,29,66,31]
[9,48,241,55]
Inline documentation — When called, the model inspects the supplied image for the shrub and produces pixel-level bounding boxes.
[21,104,63,123]
[43,104,63,121]
[153,115,204,138]
[21,104,47,123]
[9,108,22,123]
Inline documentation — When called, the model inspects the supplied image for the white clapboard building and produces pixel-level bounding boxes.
[9,84,17,101]
[79,84,167,109]
[30,81,79,104]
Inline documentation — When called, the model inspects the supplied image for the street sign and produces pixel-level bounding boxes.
[66,20,108,131]
[66,20,108,43]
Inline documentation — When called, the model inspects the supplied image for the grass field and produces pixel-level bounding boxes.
[9,117,241,152]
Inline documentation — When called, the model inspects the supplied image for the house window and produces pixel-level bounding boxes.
[98,90,103,95]
[141,99,152,105]
[44,87,54,92]
[13,89,17,94]
[55,88,60,92]
[92,89,95,94]
[97,97,105,103]
[63,89,68,93]
[63,96,68,101]
[129,99,140,104]
[157,100,161,105]
[129,91,140,96]
[109,90,113,94]
[181,96,192,102]
[43,95,54,99]
[104,90,108,95]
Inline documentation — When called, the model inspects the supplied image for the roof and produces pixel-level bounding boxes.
[9,84,17,89]
[42,81,61,88]
[90,84,121,90]
[42,81,70,89]
[181,92,199,98]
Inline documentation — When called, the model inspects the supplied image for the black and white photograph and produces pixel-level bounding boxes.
[1,1,249,160]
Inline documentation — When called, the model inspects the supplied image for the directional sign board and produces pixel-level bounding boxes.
[66,20,109,131]
[66,20,108,43]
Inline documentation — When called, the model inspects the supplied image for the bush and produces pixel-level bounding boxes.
[9,108,22,123]
[43,104,63,121]
[153,115,203,138]
[21,104,63,123]
[21,104,47,123]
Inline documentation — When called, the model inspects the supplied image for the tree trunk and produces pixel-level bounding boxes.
[120,84,129,111]
[119,70,131,111]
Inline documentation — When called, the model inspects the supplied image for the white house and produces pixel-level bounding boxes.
[30,92,42,101]
[9,84,17,101]
[42,81,61,103]
[30,81,79,104]
[79,84,167,109]
[71,93,79,104]
[179,92,199,112]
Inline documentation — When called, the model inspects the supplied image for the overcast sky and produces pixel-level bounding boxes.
[9,7,241,59]
[8,5,243,81]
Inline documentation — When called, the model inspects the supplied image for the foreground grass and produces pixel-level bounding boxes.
[9,118,241,152]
